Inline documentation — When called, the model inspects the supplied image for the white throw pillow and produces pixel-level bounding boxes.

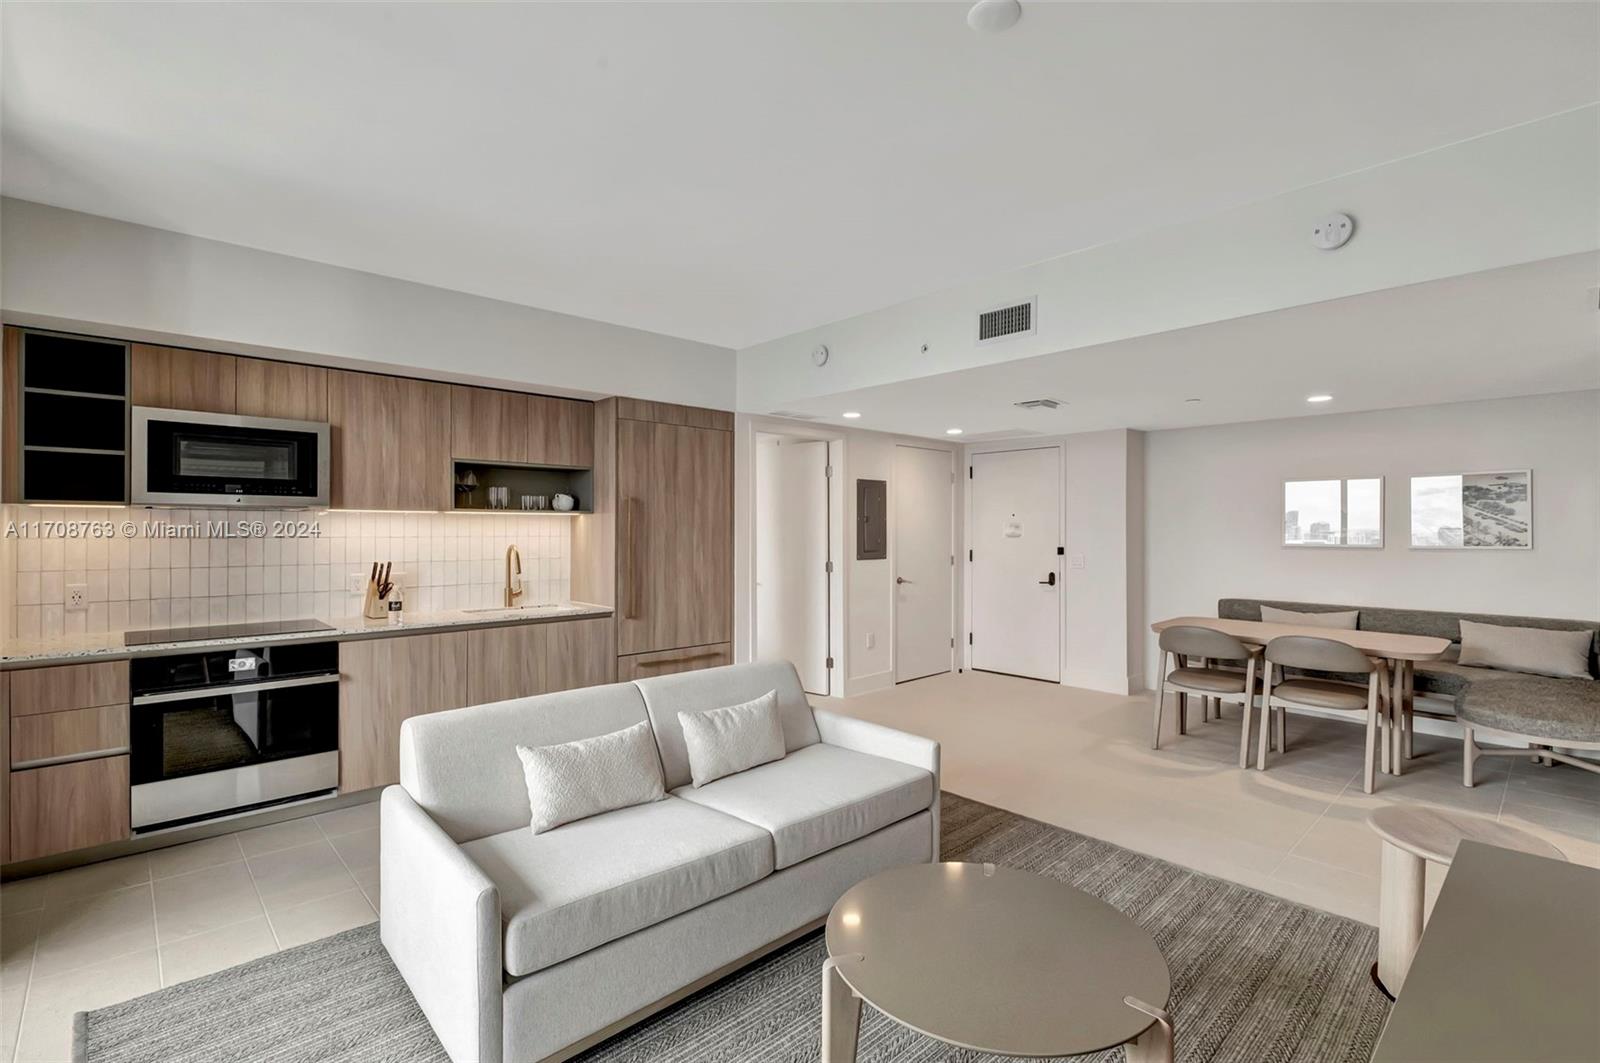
[1260,605,1359,630]
[1458,620,1593,680]
[678,690,786,788]
[516,719,665,834]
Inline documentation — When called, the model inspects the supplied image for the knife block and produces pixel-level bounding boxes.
[363,576,390,621]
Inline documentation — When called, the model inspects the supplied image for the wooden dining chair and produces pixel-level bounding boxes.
[1153,626,1261,767]
[1261,635,1390,793]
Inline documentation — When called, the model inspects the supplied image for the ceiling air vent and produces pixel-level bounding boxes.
[977,297,1037,344]
[769,410,821,421]
[1013,398,1062,411]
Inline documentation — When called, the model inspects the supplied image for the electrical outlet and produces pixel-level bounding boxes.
[66,583,88,611]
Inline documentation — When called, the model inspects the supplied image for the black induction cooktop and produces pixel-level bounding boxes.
[123,618,336,647]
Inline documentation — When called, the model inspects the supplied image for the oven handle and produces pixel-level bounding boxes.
[133,673,340,706]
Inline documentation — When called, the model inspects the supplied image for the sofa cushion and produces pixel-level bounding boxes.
[636,661,821,789]
[462,797,773,976]
[516,719,665,834]
[401,681,654,843]
[671,743,934,869]
[1459,676,1600,743]
[1261,605,1359,629]
[1458,619,1594,680]
[679,690,786,788]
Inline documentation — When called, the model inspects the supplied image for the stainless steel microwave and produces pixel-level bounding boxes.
[132,407,330,507]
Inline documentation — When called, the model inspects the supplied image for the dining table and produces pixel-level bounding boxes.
[1149,616,1452,774]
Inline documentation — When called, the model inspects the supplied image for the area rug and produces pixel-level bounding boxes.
[76,793,1388,1062]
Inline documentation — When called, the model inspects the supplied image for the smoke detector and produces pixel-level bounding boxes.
[1311,213,1355,250]
[968,0,1022,33]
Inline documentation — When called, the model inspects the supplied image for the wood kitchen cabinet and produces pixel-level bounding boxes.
[466,617,614,704]
[528,395,594,468]
[452,385,530,464]
[338,631,469,792]
[615,414,733,658]
[1,673,9,864]
[131,344,237,413]
[9,755,130,863]
[235,357,328,421]
[328,369,452,511]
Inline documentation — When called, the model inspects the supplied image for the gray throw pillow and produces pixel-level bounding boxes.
[1458,620,1593,680]
[516,719,665,834]
[679,690,786,788]
[1260,605,1359,630]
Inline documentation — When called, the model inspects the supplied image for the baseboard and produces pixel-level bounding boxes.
[1060,669,1131,696]
[845,669,895,696]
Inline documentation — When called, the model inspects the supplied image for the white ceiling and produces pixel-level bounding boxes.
[770,254,1600,438]
[3,2,1596,350]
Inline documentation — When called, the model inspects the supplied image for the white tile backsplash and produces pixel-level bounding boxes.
[3,506,574,638]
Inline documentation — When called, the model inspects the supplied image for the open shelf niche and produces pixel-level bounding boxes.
[452,459,594,513]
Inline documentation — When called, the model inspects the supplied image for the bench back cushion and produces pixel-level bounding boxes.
[635,661,821,790]
[1219,599,1600,678]
[400,681,655,842]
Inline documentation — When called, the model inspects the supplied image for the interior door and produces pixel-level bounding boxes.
[755,436,830,695]
[893,445,954,683]
[970,447,1061,681]
[616,419,733,656]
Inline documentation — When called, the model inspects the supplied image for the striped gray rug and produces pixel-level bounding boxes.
[77,794,1387,1063]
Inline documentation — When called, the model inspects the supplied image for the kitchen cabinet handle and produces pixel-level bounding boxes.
[622,497,640,620]
[133,673,340,706]
[637,651,723,667]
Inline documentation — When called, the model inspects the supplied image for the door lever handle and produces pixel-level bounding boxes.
[896,576,912,585]
[1039,572,1057,586]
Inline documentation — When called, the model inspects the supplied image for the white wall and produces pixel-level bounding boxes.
[0,198,736,407]
[737,107,1599,413]
[733,415,962,697]
[1143,391,1600,688]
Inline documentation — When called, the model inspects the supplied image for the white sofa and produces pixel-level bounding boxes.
[380,660,940,1063]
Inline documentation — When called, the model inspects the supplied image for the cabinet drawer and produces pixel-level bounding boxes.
[10,661,129,717]
[616,643,732,683]
[9,755,130,862]
[12,705,129,768]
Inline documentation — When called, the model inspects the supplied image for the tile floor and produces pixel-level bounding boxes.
[1,671,1596,1062]
[0,801,379,1063]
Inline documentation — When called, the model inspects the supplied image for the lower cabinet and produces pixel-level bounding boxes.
[9,756,130,863]
[617,642,733,683]
[339,631,470,792]
[467,617,614,705]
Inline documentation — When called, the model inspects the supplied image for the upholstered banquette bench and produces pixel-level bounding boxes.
[1218,599,1599,783]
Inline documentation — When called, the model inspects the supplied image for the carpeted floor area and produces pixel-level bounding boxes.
[76,793,1388,1063]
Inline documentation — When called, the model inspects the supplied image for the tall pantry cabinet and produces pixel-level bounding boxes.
[574,398,734,682]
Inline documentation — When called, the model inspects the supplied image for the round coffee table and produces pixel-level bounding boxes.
[1367,805,1566,997]
[822,862,1173,1062]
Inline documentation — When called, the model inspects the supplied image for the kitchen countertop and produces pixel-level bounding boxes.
[0,603,613,668]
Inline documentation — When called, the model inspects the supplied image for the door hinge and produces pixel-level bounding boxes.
[826,655,835,669]
[950,554,955,566]
[825,560,834,574]
[968,548,973,562]
[968,466,973,479]
[825,464,833,478]
[968,632,973,645]
[950,637,955,648]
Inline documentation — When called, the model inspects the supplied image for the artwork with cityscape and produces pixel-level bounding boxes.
[1410,471,1531,549]
[1283,478,1383,547]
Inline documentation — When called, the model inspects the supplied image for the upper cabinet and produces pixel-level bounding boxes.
[452,385,529,464]
[328,370,452,511]
[529,395,594,468]
[236,358,328,421]
[131,345,236,413]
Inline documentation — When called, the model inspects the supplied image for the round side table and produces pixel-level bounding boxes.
[1367,805,1565,997]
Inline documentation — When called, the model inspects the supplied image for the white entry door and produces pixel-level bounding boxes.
[970,447,1061,682]
[894,445,954,683]
[754,435,830,694]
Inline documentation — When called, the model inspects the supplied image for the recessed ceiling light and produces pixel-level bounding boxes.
[967,0,1022,33]
[945,428,964,436]
[842,411,862,419]
[1306,394,1334,404]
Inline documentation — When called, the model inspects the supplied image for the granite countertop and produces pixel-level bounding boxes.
[0,603,614,668]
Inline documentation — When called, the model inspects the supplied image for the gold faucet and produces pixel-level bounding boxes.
[505,544,524,607]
